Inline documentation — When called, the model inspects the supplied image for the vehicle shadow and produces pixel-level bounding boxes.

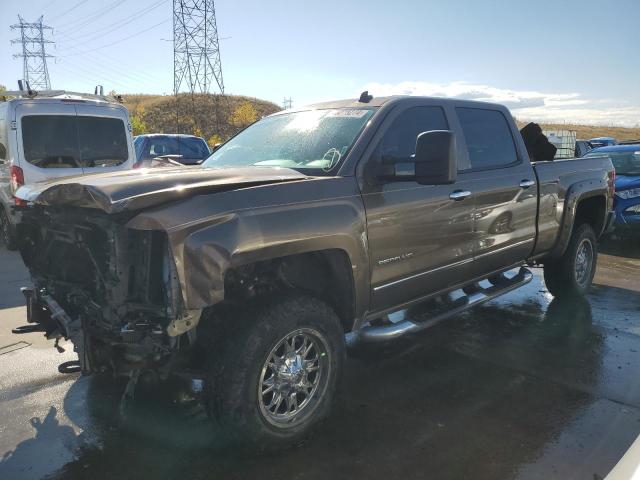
[41,295,612,480]
[0,406,80,480]
[0,245,31,309]
[599,236,640,260]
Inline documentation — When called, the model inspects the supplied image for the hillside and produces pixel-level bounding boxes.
[121,93,281,146]
[515,120,640,142]
[119,93,640,146]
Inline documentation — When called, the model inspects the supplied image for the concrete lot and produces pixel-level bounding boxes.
[1,243,640,480]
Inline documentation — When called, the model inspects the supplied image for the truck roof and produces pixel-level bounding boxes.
[294,95,508,112]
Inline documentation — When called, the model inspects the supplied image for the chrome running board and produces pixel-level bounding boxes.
[349,267,533,345]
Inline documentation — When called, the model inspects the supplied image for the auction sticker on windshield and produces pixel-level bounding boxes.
[326,109,370,118]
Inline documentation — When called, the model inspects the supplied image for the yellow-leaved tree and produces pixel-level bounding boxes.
[207,134,223,149]
[130,104,148,136]
[231,101,258,129]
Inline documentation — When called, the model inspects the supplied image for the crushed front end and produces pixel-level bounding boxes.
[16,206,199,376]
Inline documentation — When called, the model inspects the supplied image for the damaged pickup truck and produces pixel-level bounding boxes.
[14,95,615,447]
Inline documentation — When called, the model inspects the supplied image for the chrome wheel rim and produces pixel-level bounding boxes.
[574,238,593,287]
[258,328,329,428]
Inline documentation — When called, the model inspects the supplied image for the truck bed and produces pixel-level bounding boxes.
[532,156,615,258]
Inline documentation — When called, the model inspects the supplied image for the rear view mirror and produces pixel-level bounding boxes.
[414,130,457,185]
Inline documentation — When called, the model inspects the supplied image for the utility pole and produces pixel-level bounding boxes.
[283,97,292,110]
[173,0,225,134]
[11,16,54,90]
[173,0,224,95]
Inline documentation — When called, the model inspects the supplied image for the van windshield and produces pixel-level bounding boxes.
[22,115,128,169]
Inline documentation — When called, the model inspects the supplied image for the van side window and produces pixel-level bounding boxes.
[456,108,518,170]
[0,143,6,160]
[379,106,448,163]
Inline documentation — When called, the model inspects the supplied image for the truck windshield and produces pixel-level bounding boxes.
[585,150,640,176]
[202,108,375,174]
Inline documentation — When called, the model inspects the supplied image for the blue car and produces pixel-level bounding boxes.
[585,144,640,236]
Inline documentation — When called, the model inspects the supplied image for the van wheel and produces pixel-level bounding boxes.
[204,294,345,450]
[544,224,597,298]
[0,208,17,251]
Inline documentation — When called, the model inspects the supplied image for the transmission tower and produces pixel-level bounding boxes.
[11,16,54,90]
[173,0,225,95]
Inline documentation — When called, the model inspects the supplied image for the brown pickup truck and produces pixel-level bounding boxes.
[14,95,614,448]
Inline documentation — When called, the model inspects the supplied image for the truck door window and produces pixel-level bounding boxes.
[0,143,6,160]
[379,106,448,163]
[456,108,518,170]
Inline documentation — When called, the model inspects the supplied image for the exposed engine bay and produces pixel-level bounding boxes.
[17,206,199,376]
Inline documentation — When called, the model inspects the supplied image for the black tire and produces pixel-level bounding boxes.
[204,294,345,450]
[0,207,18,251]
[543,223,597,298]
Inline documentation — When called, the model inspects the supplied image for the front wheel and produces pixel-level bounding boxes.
[204,294,345,450]
[543,223,597,298]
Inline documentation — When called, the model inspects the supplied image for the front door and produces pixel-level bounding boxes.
[361,103,476,313]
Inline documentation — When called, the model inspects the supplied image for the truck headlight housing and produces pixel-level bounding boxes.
[624,204,640,215]
[616,188,640,200]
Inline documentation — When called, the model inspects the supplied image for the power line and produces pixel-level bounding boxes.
[10,15,54,90]
[41,0,61,13]
[58,0,168,41]
[58,18,171,57]
[55,0,128,33]
[49,0,90,22]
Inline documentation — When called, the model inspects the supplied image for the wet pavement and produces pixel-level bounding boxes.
[1,243,640,479]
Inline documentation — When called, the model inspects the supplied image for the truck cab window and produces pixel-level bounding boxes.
[457,108,518,170]
[379,106,448,163]
[0,142,6,160]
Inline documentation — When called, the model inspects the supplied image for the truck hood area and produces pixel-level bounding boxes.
[615,174,640,191]
[15,166,308,214]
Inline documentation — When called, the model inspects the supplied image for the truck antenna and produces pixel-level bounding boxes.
[359,90,373,103]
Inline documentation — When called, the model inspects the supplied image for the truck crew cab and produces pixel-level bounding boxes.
[14,94,614,449]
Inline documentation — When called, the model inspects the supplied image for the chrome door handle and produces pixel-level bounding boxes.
[449,190,471,200]
[519,179,535,189]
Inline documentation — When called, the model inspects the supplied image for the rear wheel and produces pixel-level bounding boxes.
[204,294,345,450]
[0,207,17,250]
[543,223,597,298]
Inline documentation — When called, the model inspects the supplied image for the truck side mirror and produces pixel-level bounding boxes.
[374,130,457,185]
[414,130,457,185]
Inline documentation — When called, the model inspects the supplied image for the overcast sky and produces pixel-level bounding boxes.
[1,0,639,126]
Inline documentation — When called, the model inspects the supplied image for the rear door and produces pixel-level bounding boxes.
[362,102,476,313]
[75,104,133,173]
[454,106,537,276]
[15,102,84,183]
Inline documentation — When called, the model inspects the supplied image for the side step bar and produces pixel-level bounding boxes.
[350,267,533,344]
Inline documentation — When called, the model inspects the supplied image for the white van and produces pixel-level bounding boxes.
[0,90,135,249]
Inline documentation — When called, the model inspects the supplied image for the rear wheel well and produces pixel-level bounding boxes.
[218,250,356,332]
[574,196,606,236]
